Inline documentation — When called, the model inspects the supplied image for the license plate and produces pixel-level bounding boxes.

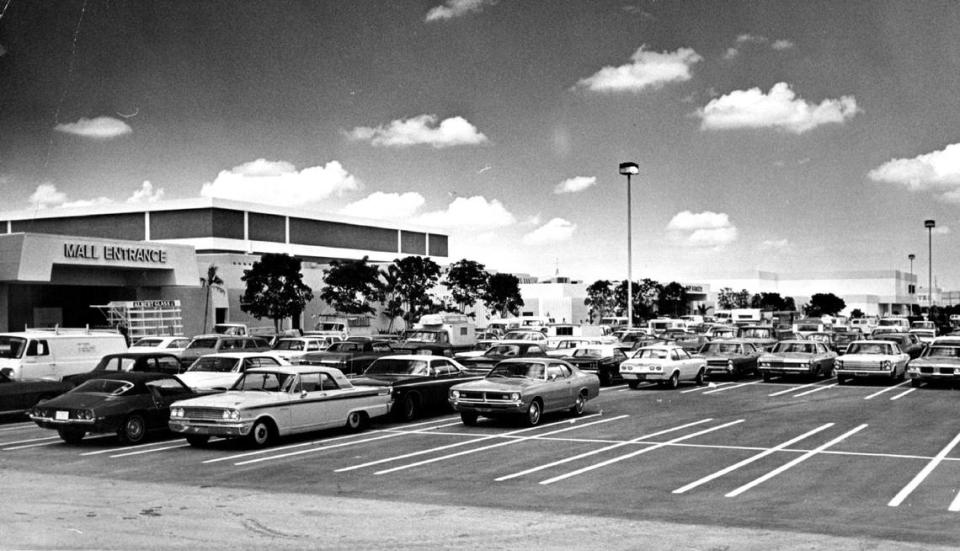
[55,411,69,420]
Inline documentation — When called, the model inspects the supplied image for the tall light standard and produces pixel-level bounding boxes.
[908,253,915,296]
[925,220,936,310]
[619,162,639,329]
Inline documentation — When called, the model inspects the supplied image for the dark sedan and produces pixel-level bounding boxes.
[29,372,210,444]
[299,340,395,375]
[874,333,925,359]
[0,368,73,419]
[564,345,630,386]
[698,340,762,379]
[352,355,482,421]
[458,341,548,375]
[62,352,185,387]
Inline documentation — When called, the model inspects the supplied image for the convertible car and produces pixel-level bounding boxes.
[448,358,599,426]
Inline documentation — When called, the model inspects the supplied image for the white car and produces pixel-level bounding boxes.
[545,337,616,358]
[127,336,191,354]
[268,337,333,363]
[908,329,936,345]
[834,340,910,384]
[178,353,290,390]
[619,344,706,389]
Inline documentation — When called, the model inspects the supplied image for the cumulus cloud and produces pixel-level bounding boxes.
[28,184,68,209]
[697,82,859,133]
[54,116,132,140]
[868,143,960,202]
[127,181,164,203]
[933,226,951,235]
[200,159,359,206]
[522,218,576,245]
[340,191,426,220]
[554,176,597,194]
[414,195,515,229]
[667,210,738,248]
[723,47,740,60]
[772,39,795,50]
[575,45,702,93]
[760,238,790,250]
[347,114,488,148]
[425,0,495,21]
[61,197,114,208]
[27,181,166,209]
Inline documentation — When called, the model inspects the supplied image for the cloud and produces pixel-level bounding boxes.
[666,210,738,248]
[697,82,859,133]
[347,114,488,148]
[554,176,597,194]
[772,39,795,50]
[933,226,951,235]
[200,158,359,206]
[28,184,68,208]
[414,195,515,229]
[127,181,164,203]
[868,143,960,202]
[575,45,702,93]
[61,197,114,208]
[54,116,132,140]
[522,218,576,245]
[340,191,426,220]
[760,238,790,250]
[523,214,542,226]
[723,47,740,60]
[425,0,495,21]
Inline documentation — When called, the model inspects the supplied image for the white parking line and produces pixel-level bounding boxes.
[601,384,628,392]
[618,383,656,392]
[768,382,819,397]
[3,440,63,451]
[0,435,59,447]
[82,439,187,456]
[0,422,36,432]
[373,415,625,476]
[538,419,745,486]
[725,424,868,498]
[339,413,616,473]
[110,443,191,458]
[672,423,834,494]
[864,380,911,400]
[496,418,714,482]
[890,388,916,401]
[888,431,960,508]
[703,382,760,395]
[682,382,732,394]
[793,383,837,397]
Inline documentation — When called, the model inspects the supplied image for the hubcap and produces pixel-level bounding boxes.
[529,403,540,423]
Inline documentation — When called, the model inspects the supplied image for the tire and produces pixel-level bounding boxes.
[186,435,210,447]
[569,391,587,416]
[118,413,147,445]
[628,380,641,389]
[694,368,705,386]
[247,419,273,448]
[460,412,479,426]
[598,369,611,387]
[523,400,542,426]
[761,372,771,382]
[397,393,420,422]
[666,372,679,389]
[57,427,85,444]
[345,410,366,431]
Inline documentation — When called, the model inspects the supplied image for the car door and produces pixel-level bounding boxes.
[290,372,330,432]
[543,363,573,410]
[672,348,693,379]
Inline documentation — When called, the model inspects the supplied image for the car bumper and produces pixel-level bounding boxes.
[758,366,816,375]
[619,372,667,381]
[29,415,119,434]
[449,398,526,416]
[169,420,253,438]
[907,368,960,381]
[835,368,896,378]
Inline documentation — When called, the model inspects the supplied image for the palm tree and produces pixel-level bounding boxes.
[200,265,225,334]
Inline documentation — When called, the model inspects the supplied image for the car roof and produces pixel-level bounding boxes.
[246,364,348,376]
[77,372,175,383]
[100,352,182,359]
[373,354,459,361]
[637,344,682,351]
[199,352,283,359]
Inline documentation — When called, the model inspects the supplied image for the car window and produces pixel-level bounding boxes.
[556,364,572,377]
[155,357,181,372]
[172,339,190,348]
[319,372,339,390]
[299,372,321,392]
[432,359,456,376]
[26,340,49,356]
[220,339,241,351]
[373,343,392,352]
[546,366,564,379]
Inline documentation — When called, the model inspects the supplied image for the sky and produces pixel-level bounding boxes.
[2,0,960,288]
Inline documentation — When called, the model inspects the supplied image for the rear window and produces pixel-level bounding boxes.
[186,338,218,349]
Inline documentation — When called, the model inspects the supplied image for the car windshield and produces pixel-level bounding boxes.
[876,336,906,345]
[186,338,218,350]
[701,343,741,354]
[405,331,441,343]
[772,342,815,354]
[796,324,819,332]
[923,346,960,358]
[572,348,604,358]
[487,362,545,379]
[365,358,430,375]
[635,349,669,359]
[72,379,134,395]
[232,371,295,391]
[188,356,240,373]
[485,345,520,357]
[94,356,139,371]
[0,336,27,359]
[740,328,772,338]
[503,332,541,341]
[131,338,162,347]
[274,340,305,351]
[846,343,892,355]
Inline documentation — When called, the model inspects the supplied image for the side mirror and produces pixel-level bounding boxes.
[301,389,309,398]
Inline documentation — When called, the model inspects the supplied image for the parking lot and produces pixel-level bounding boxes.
[3,374,960,548]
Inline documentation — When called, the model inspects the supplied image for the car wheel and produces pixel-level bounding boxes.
[186,435,210,447]
[523,400,542,426]
[569,391,587,416]
[694,368,705,386]
[118,413,147,445]
[666,372,679,389]
[628,380,641,389]
[247,419,273,448]
[460,412,479,426]
[345,411,366,431]
[57,427,85,444]
[397,393,420,422]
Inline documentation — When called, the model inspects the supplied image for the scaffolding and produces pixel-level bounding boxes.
[92,300,185,338]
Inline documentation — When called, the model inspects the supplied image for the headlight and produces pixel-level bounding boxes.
[451,390,460,398]
[835,360,843,369]
[78,409,95,420]
[171,407,183,418]
[510,393,520,401]
[881,360,892,369]
[222,409,240,421]
[728,360,734,368]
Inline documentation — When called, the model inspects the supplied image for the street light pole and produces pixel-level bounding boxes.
[925,220,935,311]
[620,162,639,330]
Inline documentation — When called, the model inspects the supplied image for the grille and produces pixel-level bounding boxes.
[459,391,513,401]
[707,360,728,367]
[842,361,882,371]
[182,408,225,421]
[942,368,955,375]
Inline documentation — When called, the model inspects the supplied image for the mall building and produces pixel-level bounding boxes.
[0,198,448,336]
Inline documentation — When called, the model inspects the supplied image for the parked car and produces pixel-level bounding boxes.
[28,372,210,444]
[449,358,599,426]
[906,337,960,386]
[268,337,334,364]
[62,352,185,387]
[544,337,613,358]
[458,341,548,375]
[737,325,778,351]
[834,340,910,384]
[673,334,712,355]
[831,331,864,354]
[177,335,272,369]
[804,332,839,352]
[872,332,925,359]
[909,329,936,345]
[353,355,482,421]
[169,365,392,447]
[178,353,288,390]
[127,336,191,354]
[563,345,630,386]
[298,340,397,376]
[704,326,737,339]
[758,340,837,381]
[0,368,73,419]
[501,330,547,343]
[619,344,707,389]
[0,329,128,381]
[698,339,762,379]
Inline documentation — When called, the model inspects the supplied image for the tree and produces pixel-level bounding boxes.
[584,280,616,323]
[659,282,688,318]
[614,278,661,323]
[200,264,224,334]
[751,292,790,311]
[391,256,442,326]
[443,259,489,314]
[240,253,314,331]
[717,288,738,310]
[849,308,864,319]
[806,292,846,317]
[319,256,383,316]
[483,273,523,318]
[379,264,405,332]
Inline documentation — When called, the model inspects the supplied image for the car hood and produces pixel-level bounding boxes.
[762,353,820,360]
[838,353,899,362]
[170,390,287,409]
[911,357,960,366]
[177,372,241,389]
[453,350,486,359]
[452,377,540,391]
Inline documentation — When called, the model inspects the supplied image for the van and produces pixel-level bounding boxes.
[0,328,129,381]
